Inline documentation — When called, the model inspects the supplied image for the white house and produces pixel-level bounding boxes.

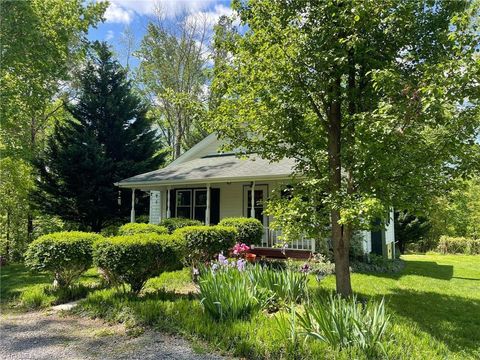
[115,134,395,258]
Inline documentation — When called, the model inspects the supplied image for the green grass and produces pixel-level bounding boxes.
[0,264,102,309]
[2,255,479,359]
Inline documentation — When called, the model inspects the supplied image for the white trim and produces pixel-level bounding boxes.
[167,187,171,218]
[130,189,136,223]
[116,174,293,188]
[205,184,211,225]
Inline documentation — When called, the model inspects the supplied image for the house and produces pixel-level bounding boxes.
[115,133,395,259]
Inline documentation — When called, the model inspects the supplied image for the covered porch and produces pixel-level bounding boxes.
[115,154,315,254]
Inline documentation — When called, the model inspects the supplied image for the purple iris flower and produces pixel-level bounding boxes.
[236,259,246,271]
[218,253,228,266]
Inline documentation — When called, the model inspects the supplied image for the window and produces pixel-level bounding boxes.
[176,190,192,219]
[194,189,207,222]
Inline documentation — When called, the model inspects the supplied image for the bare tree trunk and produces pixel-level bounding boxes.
[327,77,352,297]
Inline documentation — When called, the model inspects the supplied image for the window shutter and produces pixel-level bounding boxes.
[210,188,220,224]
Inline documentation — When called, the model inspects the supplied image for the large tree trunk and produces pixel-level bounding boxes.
[327,78,352,297]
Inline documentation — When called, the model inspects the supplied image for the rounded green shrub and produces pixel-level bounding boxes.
[93,233,184,294]
[118,223,168,236]
[218,217,264,245]
[25,231,102,288]
[160,218,202,233]
[175,225,237,264]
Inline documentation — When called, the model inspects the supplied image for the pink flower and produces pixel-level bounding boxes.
[232,242,250,256]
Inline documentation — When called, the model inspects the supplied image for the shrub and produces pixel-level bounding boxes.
[160,218,202,233]
[175,225,237,264]
[297,295,390,356]
[25,231,102,288]
[93,234,184,294]
[118,223,168,236]
[218,217,264,245]
[437,236,480,255]
[199,266,269,321]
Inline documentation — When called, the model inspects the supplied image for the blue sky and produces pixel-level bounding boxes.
[88,0,232,67]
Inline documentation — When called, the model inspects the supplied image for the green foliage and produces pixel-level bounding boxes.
[297,295,390,356]
[248,265,309,304]
[93,234,184,294]
[437,236,480,255]
[34,42,165,232]
[118,223,168,236]
[395,210,432,253]
[159,218,202,234]
[212,0,480,296]
[25,231,102,288]
[175,225,237,264]
[136,15,210,160]
[218,217,264,245]
[0,158,34,260]
[428,178,480,242]
[71,254,480,359]
[19,285,55,310]
[0,0,106,261]
[199,266,269,321]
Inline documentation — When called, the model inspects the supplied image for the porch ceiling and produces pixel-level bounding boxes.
[116,154,297,188]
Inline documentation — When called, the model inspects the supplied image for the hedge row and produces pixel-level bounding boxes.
[25,222,244,293]
[437,236,480,255]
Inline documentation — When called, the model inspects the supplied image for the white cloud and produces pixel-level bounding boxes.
[105,30,115,41]
[102,0,225,20]
[186,4,233,27]
[104,2,134,24]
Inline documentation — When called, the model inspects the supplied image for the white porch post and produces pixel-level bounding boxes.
[250,181,256,218]
[205,184,211,225]
[166,187,171,218]
[130,189,136,223]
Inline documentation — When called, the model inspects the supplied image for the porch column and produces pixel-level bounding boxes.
[205,184,211,225]
[166,187,171,218]
[250,181,256,218]
[130,188,136,223]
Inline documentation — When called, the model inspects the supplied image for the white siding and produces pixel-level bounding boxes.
[385,208,395,244]
[149,191,161,224]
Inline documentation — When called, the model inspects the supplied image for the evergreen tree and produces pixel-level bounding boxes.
[35,42,164,231]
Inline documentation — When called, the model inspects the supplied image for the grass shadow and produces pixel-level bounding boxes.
[355,261,454,281]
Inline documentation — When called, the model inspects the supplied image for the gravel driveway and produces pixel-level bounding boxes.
[0,311,227,360]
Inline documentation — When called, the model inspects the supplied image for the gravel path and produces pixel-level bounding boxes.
[0,311,227,360]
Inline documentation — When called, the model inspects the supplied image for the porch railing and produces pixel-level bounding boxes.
[256,227,316,252]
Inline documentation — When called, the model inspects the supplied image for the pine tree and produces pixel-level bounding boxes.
[35,42,164,231]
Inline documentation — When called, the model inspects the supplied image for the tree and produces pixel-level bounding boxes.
[0,0,106,259]
[35,42,164,232]
[428,177,480,241]
[136,9,211,160]
[394,211,431,254]
[211,0,480,296]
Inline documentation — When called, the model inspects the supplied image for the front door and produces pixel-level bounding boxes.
[243,185,268,246]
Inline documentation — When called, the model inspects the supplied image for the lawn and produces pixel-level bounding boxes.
[1,254,479,359]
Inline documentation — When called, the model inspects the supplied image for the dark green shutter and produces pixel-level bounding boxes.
[211,188,220,224]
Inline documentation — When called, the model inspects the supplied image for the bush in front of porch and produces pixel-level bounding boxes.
[218,217,264,246]
[174,225,237,265]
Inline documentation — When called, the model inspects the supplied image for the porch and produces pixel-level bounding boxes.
[124,180,316,253]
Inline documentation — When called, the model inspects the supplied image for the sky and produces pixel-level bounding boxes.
[88,0,233,67]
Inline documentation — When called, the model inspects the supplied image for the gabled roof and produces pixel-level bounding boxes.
[116,153,296,188]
